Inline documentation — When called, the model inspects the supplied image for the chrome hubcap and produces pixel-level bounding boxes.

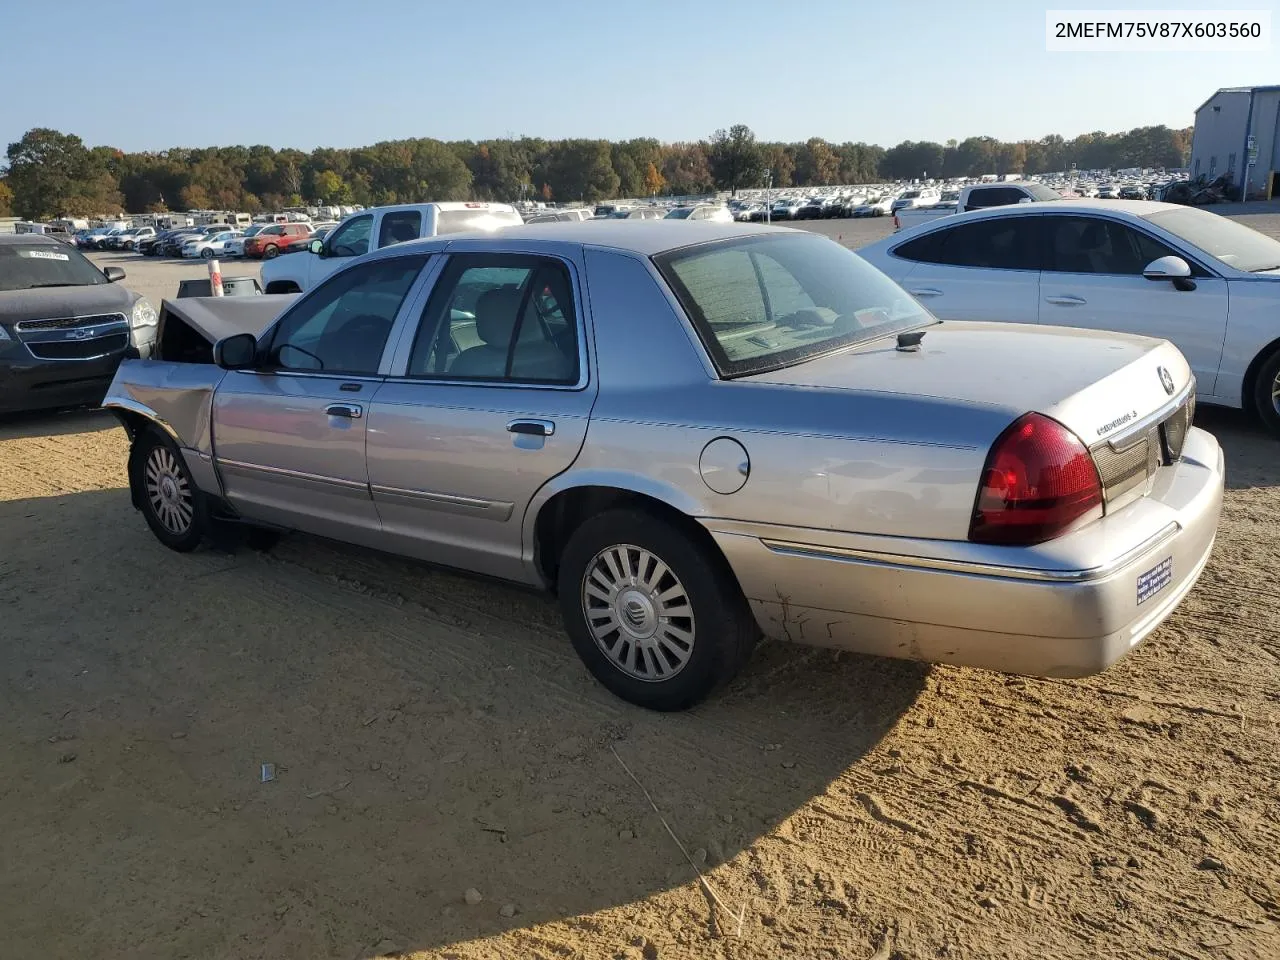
[1271,370,1280,415]
[582,543,695,682]
[145,447,192,535]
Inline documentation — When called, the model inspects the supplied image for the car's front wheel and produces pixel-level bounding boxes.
[262,244,279,259]
[129,429,208,552]
[557,508,759,711]
[1252,345,1280,437]
[201,248,215,259]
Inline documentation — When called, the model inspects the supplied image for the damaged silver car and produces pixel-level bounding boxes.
[104,222,1224,710]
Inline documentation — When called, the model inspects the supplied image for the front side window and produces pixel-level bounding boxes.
[656,234,932,378]
[407,254,579,384]
[263,255,428,375]
[1043,215,1188,275]
[377,210,422,248]
[327,215,373,257]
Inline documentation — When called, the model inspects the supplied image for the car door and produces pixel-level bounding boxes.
[1037,213,1229,393]
[365,247,597,583]
[886,214,1042,323]
[211,253,432,543]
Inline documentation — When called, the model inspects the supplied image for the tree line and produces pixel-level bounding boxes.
[0,123,1192,220]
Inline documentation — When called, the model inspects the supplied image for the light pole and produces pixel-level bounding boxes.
[764,171,773,223]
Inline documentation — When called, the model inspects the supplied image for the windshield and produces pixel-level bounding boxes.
[656,234,933,377]
[664,208,694,219]
[0,243,108,292]
[243,225,266,237]
[1024,183,1063,201]
[900,191,921,199]
[1143,207,1280,272]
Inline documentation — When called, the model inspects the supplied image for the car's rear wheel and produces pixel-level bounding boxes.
[129,429,208,552]
[1252,346,1280,437]
[262,244,279,259]
[557,508,758,711]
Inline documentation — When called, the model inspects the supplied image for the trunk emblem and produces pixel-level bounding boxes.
[1157,366,1175,396]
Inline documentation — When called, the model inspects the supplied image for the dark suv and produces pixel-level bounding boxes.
[0,235,157,414]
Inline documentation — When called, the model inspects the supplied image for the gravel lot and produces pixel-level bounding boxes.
[3,212,1279,960]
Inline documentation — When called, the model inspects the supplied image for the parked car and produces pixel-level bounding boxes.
[853,196,895,217]
[792,198,826,221]
[734,202,763,222]
[77,227,112,249]
[115,226,157,251]
[1096,184,1120,200]
[161,230,205,258]
[182,230,244,259]
[282,223,336,254]
[859,200,1280,434]
[0,234,157,414]
[260,201,524,292]
[104,221,1222,711]
[663,204,733,223]
[1119,185,1148,200]
[609,208,666,221]
[242,223,312,261]
[770,198,804,220]
[893,182,1063,231]
[223,224,269,259]
[890,189,940,213]
[96,228,128,250]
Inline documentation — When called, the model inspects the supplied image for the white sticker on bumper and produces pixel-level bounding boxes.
[1137,556,1174,605]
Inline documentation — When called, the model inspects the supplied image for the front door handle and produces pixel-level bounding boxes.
[325,402,363,419]
[1045,295,1087,306]
[507,418,555,437]
[907,287,943,298]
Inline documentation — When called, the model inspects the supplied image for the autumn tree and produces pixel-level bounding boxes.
[0,179,12,216]
[795,137,840,185]
[5,128,120,218]
[642,162,665,197]
[708,124,764,195]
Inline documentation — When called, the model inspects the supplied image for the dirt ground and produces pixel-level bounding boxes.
[2,220,1279,960]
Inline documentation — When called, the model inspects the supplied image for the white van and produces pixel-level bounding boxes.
[260,201,524,293]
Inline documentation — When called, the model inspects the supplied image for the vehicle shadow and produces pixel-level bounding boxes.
[0,487,928,960]
[0,406,119,440]
[1194,406,1279,490]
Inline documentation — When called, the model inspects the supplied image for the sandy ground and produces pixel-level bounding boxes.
[1,217,1278,960]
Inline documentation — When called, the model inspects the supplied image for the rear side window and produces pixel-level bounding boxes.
[406,254,580,384]
[378,210,422,248]
[902,216,1040,270]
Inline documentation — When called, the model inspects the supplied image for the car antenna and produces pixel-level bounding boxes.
[896,330,926,352]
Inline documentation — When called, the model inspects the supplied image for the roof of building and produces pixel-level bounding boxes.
[1196,85,1280,114]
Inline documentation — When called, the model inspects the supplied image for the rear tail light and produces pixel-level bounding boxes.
[969,412,1103,546]
[893,214,900,229]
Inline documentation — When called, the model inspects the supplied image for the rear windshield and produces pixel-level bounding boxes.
[436,209,524,235]
[1143,206,1280,273]
[656,234,933,377]
[900,191,921,199]
[0,243,108,292]
[1023,183,1062,201]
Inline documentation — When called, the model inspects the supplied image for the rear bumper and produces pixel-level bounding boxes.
[707,427,1225,678]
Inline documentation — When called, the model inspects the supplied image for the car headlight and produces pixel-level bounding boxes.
[131,298,158,328]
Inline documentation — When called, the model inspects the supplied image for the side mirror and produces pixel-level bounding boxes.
[103,266,126,282]
[309,238,325,256]
[1143,255,1196,291]
[212,332,258,370]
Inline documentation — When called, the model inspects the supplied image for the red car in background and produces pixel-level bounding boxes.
[242,223,312,259]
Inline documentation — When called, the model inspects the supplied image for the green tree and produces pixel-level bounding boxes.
[313,169,351,204]
[795,137,840,185]
[543,139,619,203]
[0,179,12,216]
[708,124,764,195]
[5,128,120,219]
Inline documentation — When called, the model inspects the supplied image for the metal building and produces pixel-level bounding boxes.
[1190,86,1280,198]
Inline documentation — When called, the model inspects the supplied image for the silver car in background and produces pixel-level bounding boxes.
[104,222,1223,711]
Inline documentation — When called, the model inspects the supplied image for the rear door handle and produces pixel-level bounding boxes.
[325,403,363,419]
[907,288,943,298]
[1045,295,1087,306]
[507,418,555,437]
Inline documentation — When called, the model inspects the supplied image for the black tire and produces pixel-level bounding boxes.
[129,428,209,552]
[557,508,758,711]
[201,247,215,259]
[262,244,279,259]
[242,527,282,552]
[1251,346,1280,437]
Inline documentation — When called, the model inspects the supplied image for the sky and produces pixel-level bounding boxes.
[3,0,1277,153]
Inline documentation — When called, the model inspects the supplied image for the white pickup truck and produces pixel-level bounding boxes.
[260,201,524,293]
[892,181,1062,231]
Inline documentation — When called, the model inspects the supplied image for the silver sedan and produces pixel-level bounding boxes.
[104,222,1224,710]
